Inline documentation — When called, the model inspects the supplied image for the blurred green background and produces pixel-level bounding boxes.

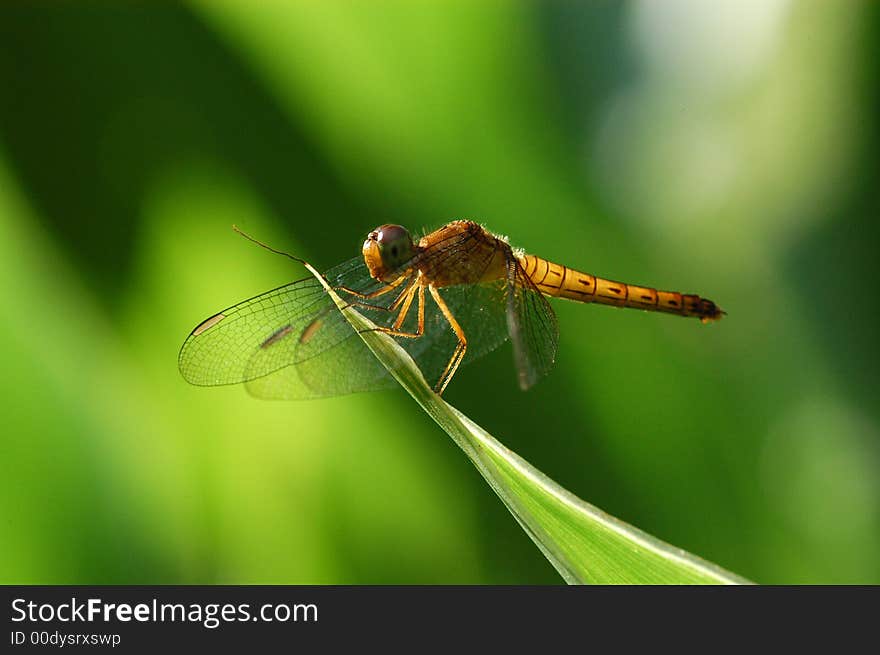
[2,1,878,584]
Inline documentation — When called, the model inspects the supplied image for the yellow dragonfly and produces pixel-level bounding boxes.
[179,220,723,398]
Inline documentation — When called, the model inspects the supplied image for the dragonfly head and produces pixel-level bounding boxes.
[363,224,415,279]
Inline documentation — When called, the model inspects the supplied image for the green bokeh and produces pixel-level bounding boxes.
[1,1,878,584]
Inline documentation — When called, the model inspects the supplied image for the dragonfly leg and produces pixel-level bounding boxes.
[344,299,393,313]
[389,281,417,312]
[337,273,415,313]
[373,281,425,338]
[336,273,408,300]
[428,285,467,395]
[392,282,418,330]
[336,276,418,312]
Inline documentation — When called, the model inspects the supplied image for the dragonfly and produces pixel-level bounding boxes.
[178,220,723,399]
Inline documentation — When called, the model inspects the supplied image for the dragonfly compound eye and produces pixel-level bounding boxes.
[362,224,415,279]
[375,224,414,269]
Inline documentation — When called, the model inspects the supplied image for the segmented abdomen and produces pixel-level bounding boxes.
[518,254,723,323]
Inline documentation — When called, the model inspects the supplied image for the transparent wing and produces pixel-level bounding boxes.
[178,277,329,385]
[507,257,559,390]
[245,322,396,399]
[178,256,396,399]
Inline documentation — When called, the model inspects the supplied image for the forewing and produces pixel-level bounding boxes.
[178,256,397,399]
[245,256,407,399]
[178,276,330,386]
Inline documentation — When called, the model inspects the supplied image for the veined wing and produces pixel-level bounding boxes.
[507,256,558,390]
[178,256,395,399]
